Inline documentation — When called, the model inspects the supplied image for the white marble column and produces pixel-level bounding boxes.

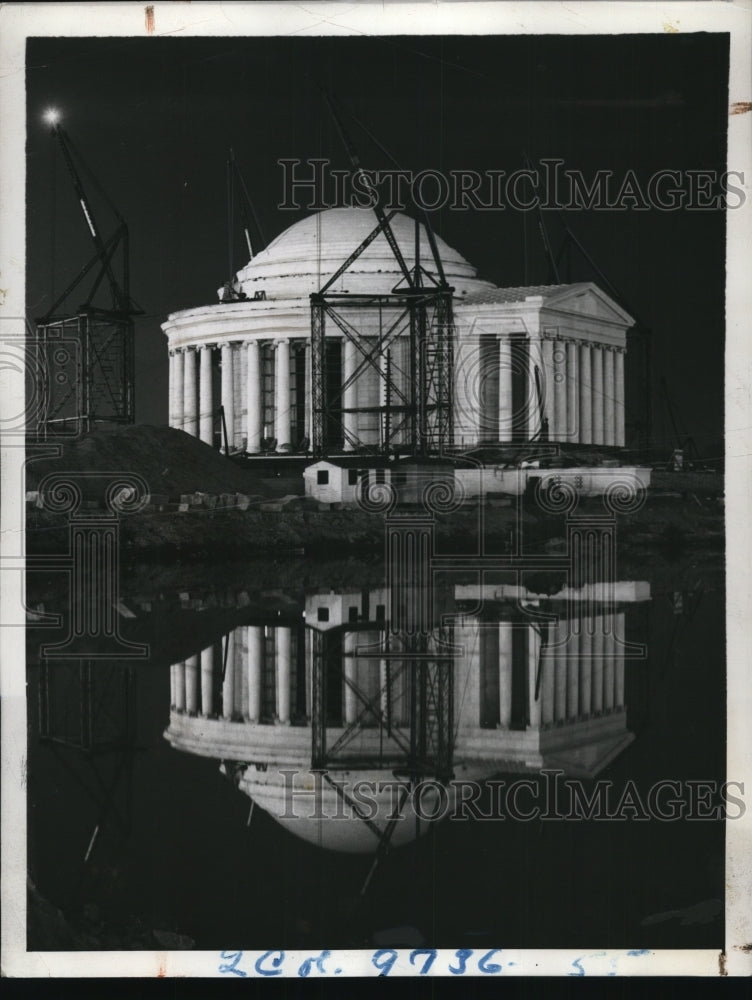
[541,337,555,438]
[579,623,592,716]
[246,626,263,722]
[526,339,541,440]
[220,342,235,452]
[498,338,513,442]
[168,351,175,427]
[615,349,625,447]
[615,611,626,708]
[343,632,358,723]
[275,627,292,724]
[603,347,616,446]
[172,351,183,431]
[182,348,198,437]
[170,662,177,709]
[342,336,357,451]
[567,628,580,719]
[554,341,567,443]
[566,340,578,443]
[498,621,513,728]
[603,615,615,710]
[185,654,199,716]
[528,625,542,729]
[200,644,214,717]
[541,627,555,725]
[591,627,604,714]
[579,343,592,445]
[199,344,214,446]
[275,340,291,450]
[175,661,186,713]
[554,623,567,722]
[591,346,604,445]
[246,340,262,453]
[222,631,235,720]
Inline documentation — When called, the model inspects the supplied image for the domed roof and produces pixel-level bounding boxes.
[229,207,496,300]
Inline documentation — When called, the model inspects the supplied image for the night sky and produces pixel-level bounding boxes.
[26,33,729,456]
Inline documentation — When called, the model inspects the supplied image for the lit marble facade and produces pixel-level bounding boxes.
[162,209,633,452]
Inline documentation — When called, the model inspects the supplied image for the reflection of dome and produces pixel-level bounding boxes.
[233,765,481,854]
[229,208,495,299]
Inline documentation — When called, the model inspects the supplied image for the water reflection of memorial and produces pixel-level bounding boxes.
[164,573,650,855]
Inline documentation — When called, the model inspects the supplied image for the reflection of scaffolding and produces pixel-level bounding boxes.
[38,659,139,863]
[310,626,455,783]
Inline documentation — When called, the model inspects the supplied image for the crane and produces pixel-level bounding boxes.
[37,109,140,436]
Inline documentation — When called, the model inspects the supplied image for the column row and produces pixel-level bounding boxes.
[168,340,295,453]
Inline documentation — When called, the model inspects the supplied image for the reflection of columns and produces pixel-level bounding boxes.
[541,338,555,436]
[567,628,580,718]
[592,627,604,714]
[579,624,592,716]
[172,350,184,430]
[603,348,616,446]
[247,626,263,723]
[579,343,592,444]
[343,632,357,723]
[246,340,262,454]
[541,625,555,725]
[379,658,388,718]
[528,625,542,729]
[554,622,567,722]
[199,345,214,446]
[185,654,199,716]
[222,631,235,720]
[498,338,513,442]
[220,343,235,452]
[615,611,626,707]
[614,349,625,447]
[200,645,214,717]
[183,348,198,437]
[553,341,567,443]
[275,627,291,724]
[342,336,357,451]
[591,346,604,445]
[175,661,186,712]
[498,621,513,728]
[275,340,291,450]
[603,615,615,710]
[566,340,578,442]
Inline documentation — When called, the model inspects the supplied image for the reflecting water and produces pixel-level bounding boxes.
[27,556,725,950]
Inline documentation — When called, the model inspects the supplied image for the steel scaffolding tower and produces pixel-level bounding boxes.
[311,94,456,458]
[36,118,140,437]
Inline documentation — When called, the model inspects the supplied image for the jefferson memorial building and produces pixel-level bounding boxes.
[162,207,632,453]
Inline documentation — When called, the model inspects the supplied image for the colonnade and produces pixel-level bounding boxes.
[455,612,627,730]
[498,335,625,446]
[168,339,302,453]
[168,333,625,452]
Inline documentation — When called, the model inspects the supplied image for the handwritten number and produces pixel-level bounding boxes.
[448,949,473,975]
[478,949,503,974]
[409,949,437,975]
[218,950,247,977]
[372,949,398,977]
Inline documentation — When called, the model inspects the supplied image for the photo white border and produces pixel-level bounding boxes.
[1,0,750,978]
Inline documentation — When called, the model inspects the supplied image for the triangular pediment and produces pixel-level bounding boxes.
[543,282,635,327]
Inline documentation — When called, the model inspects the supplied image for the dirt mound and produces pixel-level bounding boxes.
[26,424,275,500]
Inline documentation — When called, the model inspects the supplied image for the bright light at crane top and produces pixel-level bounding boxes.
[43,108,61,126]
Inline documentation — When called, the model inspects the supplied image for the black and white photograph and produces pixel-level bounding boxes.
[1,0,751,980]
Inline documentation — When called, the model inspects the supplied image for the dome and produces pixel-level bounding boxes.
[229,207,496,300]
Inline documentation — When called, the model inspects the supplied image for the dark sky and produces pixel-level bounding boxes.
[26,33,729,455]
